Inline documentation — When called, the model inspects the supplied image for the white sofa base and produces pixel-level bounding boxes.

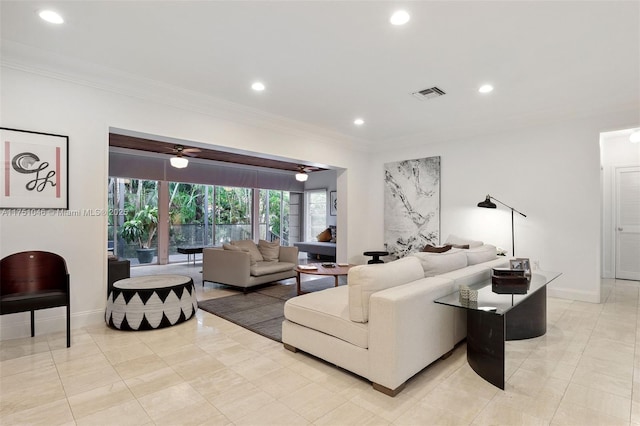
[282,257,509,396]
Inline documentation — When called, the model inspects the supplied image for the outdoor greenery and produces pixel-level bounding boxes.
[120,204,158,248]
[109,178,294,260]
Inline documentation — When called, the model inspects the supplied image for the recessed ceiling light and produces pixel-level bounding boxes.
[39,10,64,24]
[478,84,494,94]
[251,82,265,91]
[390,10,410,26]
[354,118,365,126]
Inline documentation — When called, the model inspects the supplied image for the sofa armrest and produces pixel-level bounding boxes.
[278,246,299,264]
[203,248,251,286]
[367,277,457,390]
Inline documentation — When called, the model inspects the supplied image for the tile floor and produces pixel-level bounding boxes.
[1,262,639,425]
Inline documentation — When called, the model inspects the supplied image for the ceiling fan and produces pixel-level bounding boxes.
[166,145,201,168]
[295,165,312,182]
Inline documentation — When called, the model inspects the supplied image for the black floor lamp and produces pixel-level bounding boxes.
[477,195,527,256]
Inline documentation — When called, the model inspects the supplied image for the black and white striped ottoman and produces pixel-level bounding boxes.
[106,274,197,331]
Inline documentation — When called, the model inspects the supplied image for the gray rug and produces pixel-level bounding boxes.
[198,277,344,342]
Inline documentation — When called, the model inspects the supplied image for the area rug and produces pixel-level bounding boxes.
[197,277,343,342]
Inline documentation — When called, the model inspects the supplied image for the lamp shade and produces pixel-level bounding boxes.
[477,195,497,209]
[295,172,308,182]
[170,156,189,168]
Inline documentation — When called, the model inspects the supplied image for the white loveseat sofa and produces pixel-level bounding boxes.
[282,244,508,396]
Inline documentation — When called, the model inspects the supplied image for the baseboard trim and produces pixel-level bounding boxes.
[547,287,600,303]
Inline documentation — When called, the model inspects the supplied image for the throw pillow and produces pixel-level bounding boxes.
[445,234,483,248]
[451,244,470,249]
[231,240,264,263]
[410,250,468,277]
[223,242,256,265]
[258,239,280,261]
[465,244,498,265]
[317,228,332,242]
[422,244,452,253]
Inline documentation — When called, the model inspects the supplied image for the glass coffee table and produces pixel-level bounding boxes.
[435,271,561,389]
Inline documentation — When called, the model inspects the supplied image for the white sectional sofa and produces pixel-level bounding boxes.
[282,245,508,396]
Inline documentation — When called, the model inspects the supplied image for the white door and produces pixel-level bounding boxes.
[616,166,640,280]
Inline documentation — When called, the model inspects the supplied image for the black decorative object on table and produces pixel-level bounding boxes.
[363,251,389,264]
[491,268,530,294]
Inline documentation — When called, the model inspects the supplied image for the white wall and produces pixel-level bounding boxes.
[0,66,370,339]
[2,65,637,342]
[600,131,640,278]
[370,112,639,303]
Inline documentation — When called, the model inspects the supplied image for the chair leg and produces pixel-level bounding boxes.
[66,304,71,348]
[30,310,35,337]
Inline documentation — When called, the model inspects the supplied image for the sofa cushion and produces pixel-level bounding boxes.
[348,256,424,323]
[223,242,256,265]
[285,286,369,349]
[445,234,483,248]
[231,240,263,263]
[250,261,295,277]
[258,239,280,261]
[465,244,498,265]
[410,250,468,277]
[438,257,509,288]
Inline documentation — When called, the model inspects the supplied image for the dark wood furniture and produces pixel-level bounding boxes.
[108,258,130,296]
[177,246,209,265]
[435,271,561,389]
[363,251,389,264]
[0,251,71,347]
[295,264,353,295]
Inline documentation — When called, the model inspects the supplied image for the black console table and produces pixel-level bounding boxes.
[435,271,561,389]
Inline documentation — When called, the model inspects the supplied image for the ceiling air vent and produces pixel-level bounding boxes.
[411,86,446,101]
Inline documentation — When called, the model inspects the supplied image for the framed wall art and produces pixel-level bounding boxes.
[1,127,69,209]
[329,191,337,216]
[384,156,441,259]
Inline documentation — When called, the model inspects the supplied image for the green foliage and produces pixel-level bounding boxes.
[214,187,252,225]
[111,178,293,250]
[120,205,158,248]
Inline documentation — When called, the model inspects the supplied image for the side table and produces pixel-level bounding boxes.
[363,251,389,264]
[108,258,130,296]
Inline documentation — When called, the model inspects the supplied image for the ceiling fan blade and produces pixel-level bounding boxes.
[182,148,201,153]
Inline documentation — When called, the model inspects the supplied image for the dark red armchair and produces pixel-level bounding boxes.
[0,251,71,347]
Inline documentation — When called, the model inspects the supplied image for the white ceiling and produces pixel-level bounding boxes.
[2,1,639,149]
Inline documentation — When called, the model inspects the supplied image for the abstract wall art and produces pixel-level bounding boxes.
[384,156,440,259]
[1,127,69,209]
